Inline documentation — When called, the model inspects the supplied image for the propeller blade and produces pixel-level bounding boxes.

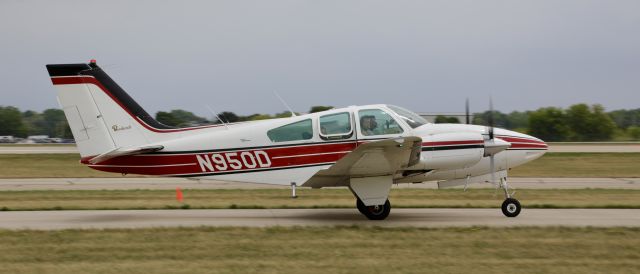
[490,154,496,185]
[488,97,494,139]
[465,98,470,124]
[488,97,496,187]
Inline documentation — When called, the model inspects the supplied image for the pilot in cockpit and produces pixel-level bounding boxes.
[360,115,377,136]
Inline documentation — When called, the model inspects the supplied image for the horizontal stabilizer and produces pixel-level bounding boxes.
[89,145,164,164]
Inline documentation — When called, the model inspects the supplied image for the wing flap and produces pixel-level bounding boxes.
[302,137,421,188]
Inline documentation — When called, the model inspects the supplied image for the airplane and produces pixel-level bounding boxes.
[46,60,548,220]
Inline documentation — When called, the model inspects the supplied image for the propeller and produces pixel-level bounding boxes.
[488,98,496,186]
[488,98,494,139]
[465,98,470,125]
[482,97,510,187]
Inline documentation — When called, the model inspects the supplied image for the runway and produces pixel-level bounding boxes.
[0,208,637,230]
[0,177,638,190]
[2,143,640,153]
[548,143,640,153]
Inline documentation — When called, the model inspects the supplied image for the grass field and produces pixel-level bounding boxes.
[0,226,638,274]
[1,188,639,211]
[1,153,639,178]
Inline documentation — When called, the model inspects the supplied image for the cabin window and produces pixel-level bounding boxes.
[267,119,313,142]
[358,109,404,136]
[319,112,353,140]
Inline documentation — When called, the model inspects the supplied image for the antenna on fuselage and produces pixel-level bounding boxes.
[273,91,297,117]
[205,105,229,130]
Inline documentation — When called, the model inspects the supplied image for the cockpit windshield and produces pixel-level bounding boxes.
[386,105,429,129]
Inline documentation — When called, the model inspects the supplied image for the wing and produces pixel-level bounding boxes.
[302,136,422,188]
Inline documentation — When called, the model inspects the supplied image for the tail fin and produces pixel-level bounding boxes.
[46,60,175,157]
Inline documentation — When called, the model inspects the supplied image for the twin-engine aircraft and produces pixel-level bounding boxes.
[46,60,547,220]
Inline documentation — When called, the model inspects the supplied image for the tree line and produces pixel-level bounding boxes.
[0,107,71,139]
[437,104,640,141]
[1,104,638,141]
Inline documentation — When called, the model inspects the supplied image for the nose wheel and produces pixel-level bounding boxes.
[498,177,521,217]
[501,197,521,217]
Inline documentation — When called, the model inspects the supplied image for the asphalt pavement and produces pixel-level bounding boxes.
[0,177,638,190]
[0,208,637,230]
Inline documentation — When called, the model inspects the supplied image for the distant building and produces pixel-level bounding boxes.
[26,135,52,143]
[27,135,50,140]
[0,136,15,143]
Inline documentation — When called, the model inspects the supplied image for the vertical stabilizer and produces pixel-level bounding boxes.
[46,61,173,157]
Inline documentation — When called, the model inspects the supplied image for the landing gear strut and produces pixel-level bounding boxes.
[357,199,391,220]
[499,177,521,217]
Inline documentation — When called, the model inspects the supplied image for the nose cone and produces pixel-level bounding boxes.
[502,134,548,151]
[490,127,546,150]
[493,129,548,165]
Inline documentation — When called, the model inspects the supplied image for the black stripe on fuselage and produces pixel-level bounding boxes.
[421,144,484,151]
[149,139,486,155]
[147,139,360,155]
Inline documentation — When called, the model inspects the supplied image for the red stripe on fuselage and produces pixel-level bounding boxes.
[84,142,357,176]
[497,136,546,144]
[81,137,548,176]
[497,136,548,149]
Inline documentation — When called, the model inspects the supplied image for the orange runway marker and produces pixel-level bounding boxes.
[176,187,184,202]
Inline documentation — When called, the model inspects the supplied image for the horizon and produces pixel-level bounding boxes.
[1,100,638,118]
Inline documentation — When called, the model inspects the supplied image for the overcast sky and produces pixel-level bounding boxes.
[1,0,639,117]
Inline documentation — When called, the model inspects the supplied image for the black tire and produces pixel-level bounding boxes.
[356,199,391,220]
[356,199,367,215]
[501,198,521,217]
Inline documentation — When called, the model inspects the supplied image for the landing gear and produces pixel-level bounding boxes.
[499,177,521,217]
[357,199,391,220]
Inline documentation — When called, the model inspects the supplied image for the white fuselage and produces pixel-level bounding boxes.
[82,105,547,186]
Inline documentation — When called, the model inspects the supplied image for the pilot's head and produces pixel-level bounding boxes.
[360,115,377,131]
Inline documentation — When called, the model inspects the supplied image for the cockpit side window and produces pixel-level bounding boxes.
[319,112,353,140]
[267,119,313,142]
[358,109,404,136]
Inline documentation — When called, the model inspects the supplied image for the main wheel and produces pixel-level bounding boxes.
[356,199,391,220]
[501,198,521,217]
[356,199,367,215]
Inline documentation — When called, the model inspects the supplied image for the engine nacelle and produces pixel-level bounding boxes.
[417,132,484,170]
